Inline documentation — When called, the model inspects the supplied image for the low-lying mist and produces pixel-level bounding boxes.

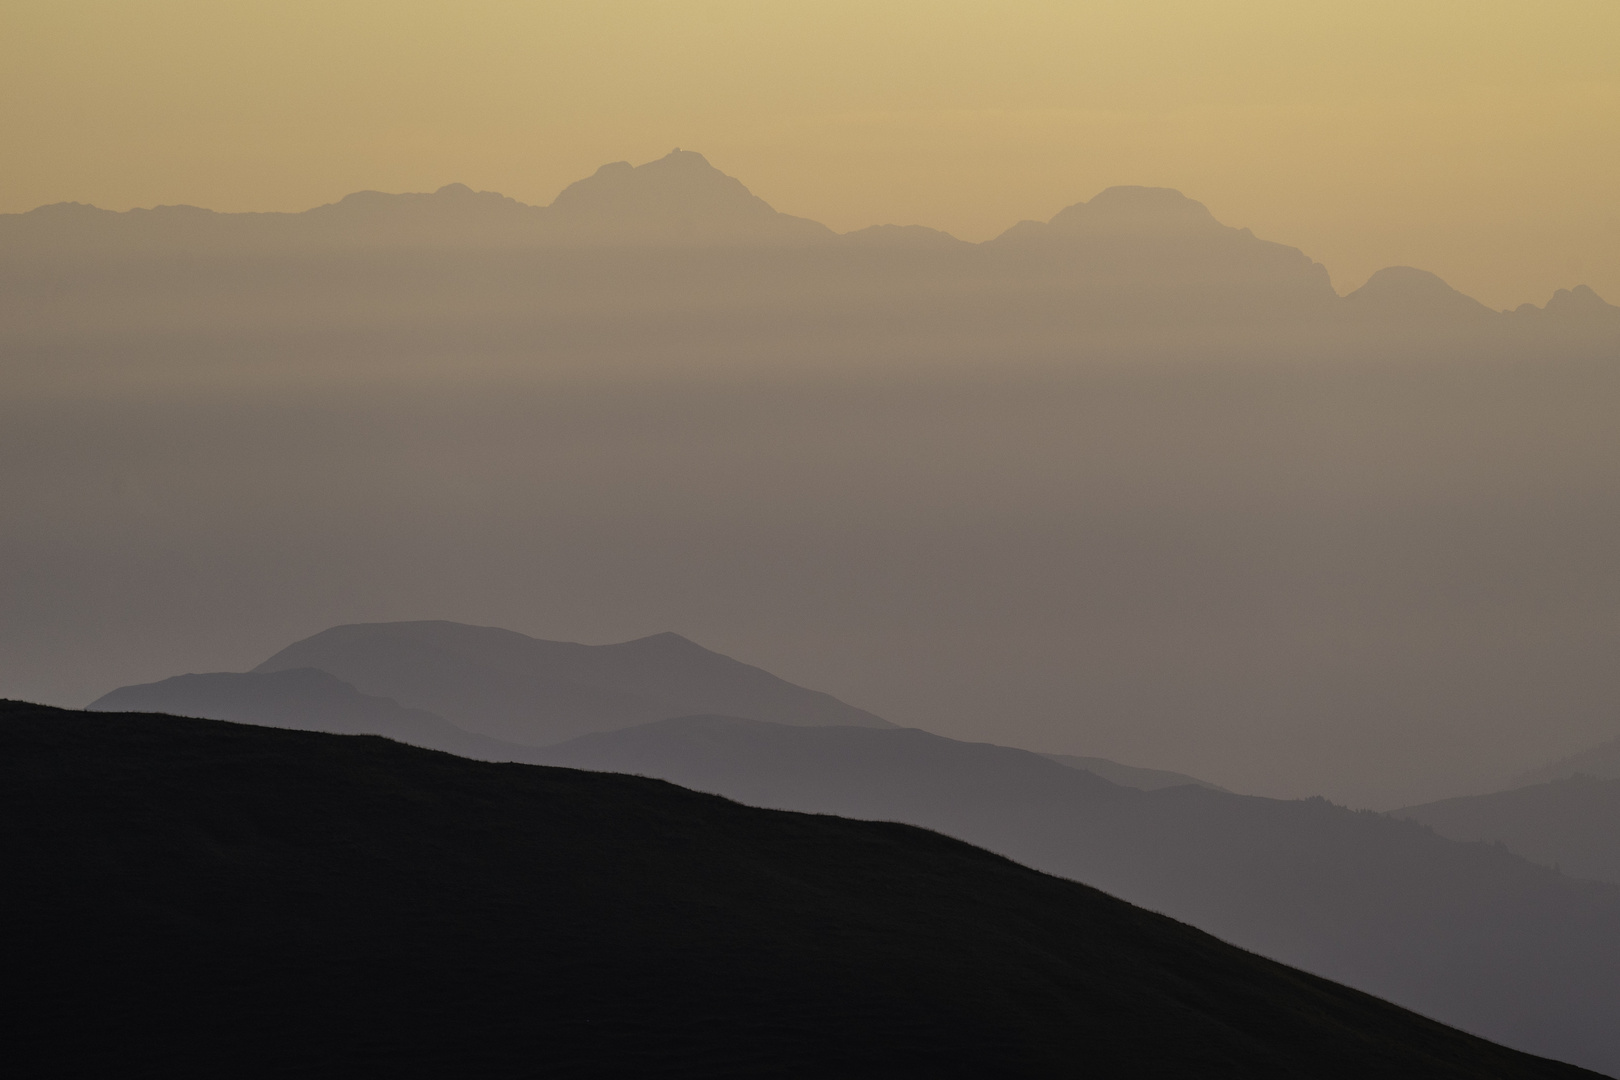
[5,348,1617,807]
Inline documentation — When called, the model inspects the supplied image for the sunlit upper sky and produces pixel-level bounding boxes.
[4,1,1617,308]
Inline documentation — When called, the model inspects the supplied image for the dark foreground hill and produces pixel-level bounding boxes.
[0,702,1595,1080]
[538,716,1620,1074]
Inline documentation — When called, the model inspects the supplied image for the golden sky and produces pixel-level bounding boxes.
[4,1,1617,308]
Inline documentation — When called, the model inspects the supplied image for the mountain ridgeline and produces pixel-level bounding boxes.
[4,150,1615,373]
[1,701,1602,1079]
[92,621,1620,1076]
[246,620,891,743]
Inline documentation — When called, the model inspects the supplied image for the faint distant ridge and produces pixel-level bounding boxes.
[1512,729,1620,787]
[250,619,892,745]
[7,149,833,250]
[1394,773,1620,885]
[1049,185,1225,236]
[1043,752,1226,792]
[5,149,1618,331]
[1345,266,1498,321]
[1514,284,1620,324]
[88,667,543,764]
[302,181,542,240]
[992,186,1225,244]
[546,149,834,244]
[986,185,1339,313]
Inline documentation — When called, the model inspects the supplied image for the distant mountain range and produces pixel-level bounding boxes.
[93,621,1196,788]
[4,149,1615,336]
[247,620,890,743]
[92,620,1620,1075]
[92,666,537,762]
[1389,729,1620,885]
[3,701,1600,1079]
[1396,775,1620,885]
[1515,732,1620,787]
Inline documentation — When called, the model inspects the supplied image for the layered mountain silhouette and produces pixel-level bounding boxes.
[2,701,1600,1078]
[533,715,1620,1074]
[0,150,832,252]
[1345,266,1499,322]
[1385,730,1620,887]
[1396,774,1620,884]
[991,187,1334,291]
[545,149,834,245]
[91,623,1215,792]
[1042,751,1224,791]
[1515,731,1620,786]
[90,667,541,763]
[233,620,890,744]
[87,617,1620,1076]
[4,148,1614,345]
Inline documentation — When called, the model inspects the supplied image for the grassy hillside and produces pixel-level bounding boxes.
[0,701,1598,1079]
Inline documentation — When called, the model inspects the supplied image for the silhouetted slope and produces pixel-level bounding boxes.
[1043,752,1226,791]
[1396,775,1620,884]
[0,702,1597,1080]
[251,620,891,744]
[538,716,1620,1075]
[88,667,552,765]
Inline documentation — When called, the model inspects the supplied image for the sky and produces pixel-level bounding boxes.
[4,1,1617,310]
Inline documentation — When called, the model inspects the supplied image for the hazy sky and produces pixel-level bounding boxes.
[4,1,1617,309]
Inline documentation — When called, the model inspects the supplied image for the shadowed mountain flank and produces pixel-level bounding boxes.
[1,701,1600,1079]
[249,620,891,745]
[535,715,1620,1075]
[1396,775,1620,885]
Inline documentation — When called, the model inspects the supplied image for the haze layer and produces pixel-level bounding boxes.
[5,0,1618,308]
